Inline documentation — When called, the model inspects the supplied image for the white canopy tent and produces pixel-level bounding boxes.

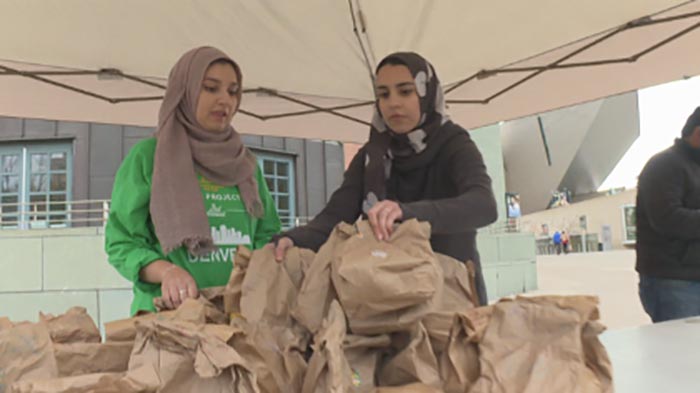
[0,0,699,143]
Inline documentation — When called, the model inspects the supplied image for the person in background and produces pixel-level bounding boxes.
[272,52,497,305]
[636,106,700,322]
[507,194,521,218]
[561,230,570,254]
[105,47,281,315]
[553,230,562,255]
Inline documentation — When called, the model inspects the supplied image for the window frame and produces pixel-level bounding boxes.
[256,152,296,230]
[0,142,73,229]
[621,204,636,245]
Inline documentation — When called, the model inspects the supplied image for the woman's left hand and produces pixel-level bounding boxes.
[367,200,403,241]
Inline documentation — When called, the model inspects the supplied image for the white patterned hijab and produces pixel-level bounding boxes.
[363,52,458,210]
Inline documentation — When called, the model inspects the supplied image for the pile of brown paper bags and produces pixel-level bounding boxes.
[0,219,613,392]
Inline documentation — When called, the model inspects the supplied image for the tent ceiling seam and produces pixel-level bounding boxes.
[1,7,698,125]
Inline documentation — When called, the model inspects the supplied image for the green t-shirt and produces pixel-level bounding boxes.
[105,138,281,315]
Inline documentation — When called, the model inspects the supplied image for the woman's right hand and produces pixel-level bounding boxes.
[272,237,295,263]
[140,260,199,310]
[160,264,199,309]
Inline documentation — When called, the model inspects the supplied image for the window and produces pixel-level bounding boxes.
[0,142,72,229]
[622,204,636,244]
[256,153,296,229]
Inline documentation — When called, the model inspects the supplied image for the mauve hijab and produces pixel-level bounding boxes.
[150,46,262,256]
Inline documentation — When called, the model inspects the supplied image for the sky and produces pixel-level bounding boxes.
[598,76,700,191]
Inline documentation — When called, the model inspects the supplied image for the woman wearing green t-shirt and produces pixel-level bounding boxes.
[105,47,281,315]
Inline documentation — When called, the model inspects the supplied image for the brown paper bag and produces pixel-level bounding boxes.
[435,254,477,312]
[469,296,613,393]
[378,322,441,388]
[283,246,316,290]
[223,246,251,316]
[0,322,58,392]
[0,316,13,331]
[104,316,151,343]
[514,295,601,321]
[168,297,209,322]
[200,286,226,302]
[516,295,613,391]
[582,320,614,392]
[8,368,160,393]
[293,225,350,334]
[331,220,442,334]
[509,295,613,390]
[343,334,391,392]
[238,246,299,325]
[128,318,258,392]
[423,254,477,356]
[153,288,228,324]
[229,318,308,393]
[199,286,228,324]
[375,383,444,393]
[224,247,313,392]
[54,342,133,377]
[301,300,356,393]
[39,307,100,344]
[223,245,313,326]
[200,295,229,325]
[439,307,491,393]
[104,298,209,342]
[421,313,454,359]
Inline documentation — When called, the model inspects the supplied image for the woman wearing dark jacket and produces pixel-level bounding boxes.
[273,52,497,305]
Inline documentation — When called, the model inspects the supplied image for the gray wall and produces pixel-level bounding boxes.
[0,117,346,221]
[0,118,92,204]
[558,93,640,195]
[471,124,507,224]
[501,92,639,214]
[242,134,344,218]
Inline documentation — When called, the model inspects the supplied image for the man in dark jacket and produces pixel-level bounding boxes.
[636,106,700,322]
